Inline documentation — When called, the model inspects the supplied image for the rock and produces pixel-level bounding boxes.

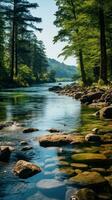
[89,102,108,109]
[0,121,14,130]
[70,163,88,170]
[59,167,75,176]
[99,106,112,119]
[98,193,112,200]
[69,172,109,190]
[102,134,112,144]
[81,92,103,104]
[58,161,69,166]
[74,92,83,99]
[13,160,41,178]
[102,150,112,158]
[72,153,108,165]
[69,188,98,200]
[38,134,85,147]
[20,141,29,145]
[47,128,61,133]
[92,128,99,134]
[23,128,39,133]
[49,86,62,92]
[36,179,64,189]
[105,176,112,188]
[21,146,33,151]
[85,134,101,143]
[0,146,11,162]
[90,168,106,175]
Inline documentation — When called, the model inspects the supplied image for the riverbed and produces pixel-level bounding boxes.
[0,83,82,200]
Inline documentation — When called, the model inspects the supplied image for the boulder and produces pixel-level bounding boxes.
[98,106,112,119]
[85,134,101,143]
[69,172,109,190]
[81,92,103,104]
[72,153,108,165]
[23,128,39,133]
[38,134,85,147]
[69,188,98,200]
[0,146,11,162]
[13,160,41,178]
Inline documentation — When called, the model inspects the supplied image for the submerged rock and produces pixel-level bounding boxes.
[13,160,41,178]
[36,179,64,189]
[23,128,39,133]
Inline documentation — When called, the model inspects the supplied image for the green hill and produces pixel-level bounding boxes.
[48,58,77,81]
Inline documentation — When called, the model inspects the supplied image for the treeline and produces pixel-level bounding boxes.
[0,0,49,88]
[54,0,112,85]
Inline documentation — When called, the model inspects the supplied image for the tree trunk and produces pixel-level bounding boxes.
[99,0,107,83]
[10,20,15,81]
[15,23,18,76]
[79,49,87,85]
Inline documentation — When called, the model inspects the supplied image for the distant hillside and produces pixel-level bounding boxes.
[48,58,77,81]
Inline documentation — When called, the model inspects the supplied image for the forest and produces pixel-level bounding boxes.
[0,1,112,200]
[54,0,112,86]
[0,0,50,88]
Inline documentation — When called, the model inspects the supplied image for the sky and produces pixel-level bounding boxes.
[31,0,77,66]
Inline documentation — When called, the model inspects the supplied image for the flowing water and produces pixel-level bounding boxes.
[0,83,82,200]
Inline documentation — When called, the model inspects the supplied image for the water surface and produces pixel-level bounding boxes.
[0,83,81,200]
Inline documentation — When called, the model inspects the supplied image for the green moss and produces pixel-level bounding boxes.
[77,105,112,134]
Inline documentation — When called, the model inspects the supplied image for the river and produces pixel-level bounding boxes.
[0,83,82,200]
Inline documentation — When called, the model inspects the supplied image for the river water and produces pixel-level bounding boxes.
[0,83,81,200]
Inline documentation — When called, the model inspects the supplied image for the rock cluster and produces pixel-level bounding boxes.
[50,83,112,119]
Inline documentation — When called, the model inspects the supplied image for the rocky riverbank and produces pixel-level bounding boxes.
[46,83,112,199]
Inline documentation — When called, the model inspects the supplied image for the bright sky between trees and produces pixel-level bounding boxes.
[32,0,77,66]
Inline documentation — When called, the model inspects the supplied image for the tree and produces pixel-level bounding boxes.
[54,0,87,85]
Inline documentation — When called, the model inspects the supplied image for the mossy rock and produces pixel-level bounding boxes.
[69,171,109,191]
[72,153,108,165]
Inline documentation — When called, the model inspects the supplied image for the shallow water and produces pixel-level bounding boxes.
[0,83,81,200]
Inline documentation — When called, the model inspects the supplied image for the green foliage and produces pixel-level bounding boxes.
[0,0,48,87]
[54,0,112,85]
[15,65,36,86]
[47,70,56,82]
